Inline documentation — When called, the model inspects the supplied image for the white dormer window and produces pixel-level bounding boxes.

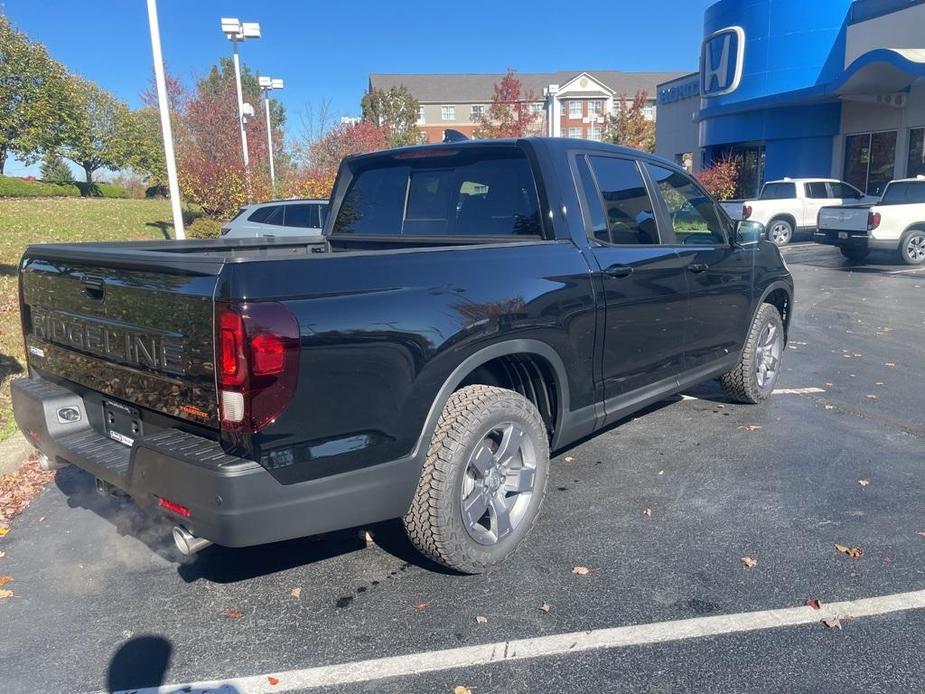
[441,105,455,121]
[417,105,425,123]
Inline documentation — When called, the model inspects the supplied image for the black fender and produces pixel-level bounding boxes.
[411,339,571,459]
[752,279,794,341]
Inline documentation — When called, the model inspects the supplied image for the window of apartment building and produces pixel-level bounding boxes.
[568,101,583,119]
[643,104,656,120]
[590,100,603,115]
[441,105,455,121]
[588,126,602,141]
[529,102,544,115]
[417,106,425,123]
[908,128,925,178]
[470,105,484,119]
[568,127,582,139]
[844,131,897,196]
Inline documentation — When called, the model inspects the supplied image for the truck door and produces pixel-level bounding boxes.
[803,182,831,229]
[572,154,688,409]
[643,163,754,372]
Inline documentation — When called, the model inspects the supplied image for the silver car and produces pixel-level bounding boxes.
[221,199,329,238]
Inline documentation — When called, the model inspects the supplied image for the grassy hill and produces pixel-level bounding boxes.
[0,197,176,440]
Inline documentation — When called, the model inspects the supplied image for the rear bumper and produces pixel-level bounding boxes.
[813,230,897,250]
[11,374,418,548]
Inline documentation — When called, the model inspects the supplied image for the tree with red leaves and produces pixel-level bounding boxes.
[602,91,655,153]
[473,69,540,139]
[306,121,388,175]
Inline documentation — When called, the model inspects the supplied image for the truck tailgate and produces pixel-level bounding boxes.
[817,205,872,231]
[20,253,220,428]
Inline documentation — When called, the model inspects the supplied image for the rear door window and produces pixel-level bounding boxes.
[332,147,542,237]
[248,205,284,225]
[829,182,862,199]
[586,156,659,245]
[760,182,796,200]
[805,182,829,199]
[283,203,320,228]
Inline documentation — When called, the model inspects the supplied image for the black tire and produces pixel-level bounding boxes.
[767,218,794,246]
[720,303,785,404]
[840,247,870,263]
[403,385,550,574]
[899,229,925,265]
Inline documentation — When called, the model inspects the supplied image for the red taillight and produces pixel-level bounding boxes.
[158,496,191,517]
[215,301,299,433]
[220,226,231,236]
[742,204,752,220]
[867,211,881,231]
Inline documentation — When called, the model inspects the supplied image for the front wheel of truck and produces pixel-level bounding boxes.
[403,385,550,574]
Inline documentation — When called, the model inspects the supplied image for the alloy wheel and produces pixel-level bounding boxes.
[906,234,925,263]
[755,321,782,390]
[769,222,792,246]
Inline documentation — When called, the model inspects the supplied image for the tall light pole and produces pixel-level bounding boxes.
[258,76,283,193]
[145,0,185,239]
[220,18,260,186]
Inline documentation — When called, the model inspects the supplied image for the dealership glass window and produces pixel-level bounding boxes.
[441,105,455,121]
[568,101,583,118]
[908,128,925,178]
[647,163,727,245]
[844,131,897,196]
[588,156,658,245]
[470,105,483,119]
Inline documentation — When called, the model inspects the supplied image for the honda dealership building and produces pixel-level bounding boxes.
[656,0,925,198]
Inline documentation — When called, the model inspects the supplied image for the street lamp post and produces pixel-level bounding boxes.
[258,76,284,193]
[145,0,185,239]
[220,18,260,186]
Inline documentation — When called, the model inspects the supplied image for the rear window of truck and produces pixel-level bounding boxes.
[331,147,543,238]
[880,181,925,205]
[760,182,796,200]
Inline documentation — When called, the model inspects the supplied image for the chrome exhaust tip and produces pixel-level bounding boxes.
[172,526,213,556]
[36,452,67,471]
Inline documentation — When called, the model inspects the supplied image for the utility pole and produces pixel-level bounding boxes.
[258,76,284,194]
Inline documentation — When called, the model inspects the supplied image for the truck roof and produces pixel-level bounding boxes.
[765,178,841,184]
[886,175,925,184]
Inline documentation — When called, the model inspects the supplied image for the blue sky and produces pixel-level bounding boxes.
[3,0,715,176]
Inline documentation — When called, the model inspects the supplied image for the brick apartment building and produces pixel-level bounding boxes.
[369,71,688,143]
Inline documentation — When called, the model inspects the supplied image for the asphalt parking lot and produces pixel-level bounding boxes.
[1,243,923,694]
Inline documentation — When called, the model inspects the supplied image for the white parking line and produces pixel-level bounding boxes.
[887,266,925,274]
[110,589,925,694]
[772,387,826,395]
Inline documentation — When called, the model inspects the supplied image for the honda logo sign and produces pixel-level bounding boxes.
[701,26,745,97]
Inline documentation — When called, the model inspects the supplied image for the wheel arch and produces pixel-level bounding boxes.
[754,281,793,343]
[768,214,797,235]
[412,340,570,459]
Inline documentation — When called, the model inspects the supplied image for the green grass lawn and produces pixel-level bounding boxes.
[0,197,176,441]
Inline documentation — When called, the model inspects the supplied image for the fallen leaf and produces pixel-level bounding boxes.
[290,587,301,599]
[740,425,762,431]
[824,404,835,410]
[454,687,472,694]
[825,381,834,387]
[539,602,552,613]
[918,532,925,538]
[858,479,870,487]
[866,394,878,400]
[224,609,243,619]
[563,456,575,464]
[0,551,5,559]
[806,596,822,610]
[658,470,665,475]
[267,676,280,686]
[835,544,864,559]
[885,362,895,367]
[643,507,653,517]
[740,556,757,568]
[359,530,374,543]
[475,615,487,624]
[412,601,430,610]
[0,589,12,599]
[875,382,884,386]
[0,576,11,586]
[821,616,842,630]
[0,528,7,536]
[571,566,590,576]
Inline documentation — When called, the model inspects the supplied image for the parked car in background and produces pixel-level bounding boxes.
[815,175,925,264]
[719,178,871,246]
[221,199,329,238]
[13,138,792,573]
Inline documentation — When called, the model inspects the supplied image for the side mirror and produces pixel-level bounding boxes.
[735,219,765,245]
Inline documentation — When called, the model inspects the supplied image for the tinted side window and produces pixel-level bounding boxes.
[333,149,541,237]
[248,205,282,224]
[575,156,608,244]
[588,156,658,245]
[760,182,796,200]
[881,181,925,205]
[647,164,727,245]
[806,182,829,199]
[283,204,320,228]
[829,182,861,199]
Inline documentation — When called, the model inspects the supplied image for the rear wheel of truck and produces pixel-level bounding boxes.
[720,303,784,404]
[899,230,925,265]
[840,247,870,263]
[767,218,793,246]
[403,385,549,574]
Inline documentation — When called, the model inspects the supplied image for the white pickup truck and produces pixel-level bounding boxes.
[719,178,870,246]
[815,176,925,265]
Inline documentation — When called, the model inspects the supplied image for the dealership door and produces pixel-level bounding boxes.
[844,131,897,197]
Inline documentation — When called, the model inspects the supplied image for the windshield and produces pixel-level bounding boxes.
[879,181,925,205]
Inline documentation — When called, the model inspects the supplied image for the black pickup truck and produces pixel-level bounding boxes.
[13,138,792,573]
